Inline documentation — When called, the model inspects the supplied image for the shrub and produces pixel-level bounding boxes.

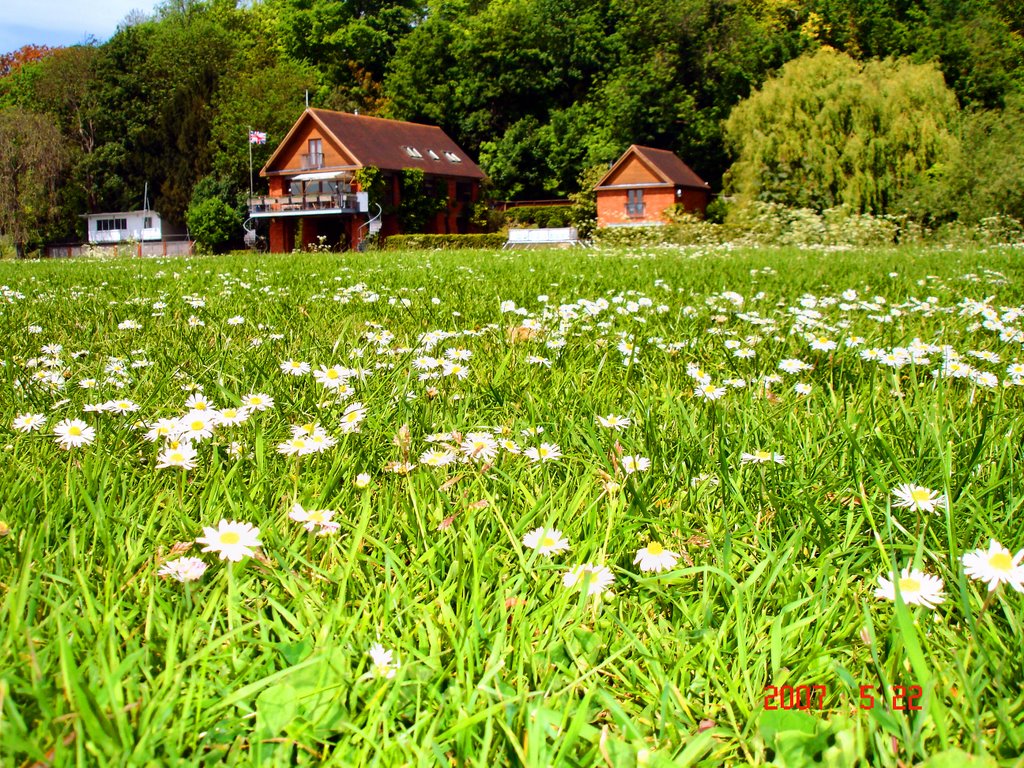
[591,226,675,248]
[186,197,239,253]
[383,233,508,251]
[503,205,572,228]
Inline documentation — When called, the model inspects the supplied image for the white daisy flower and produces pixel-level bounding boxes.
[367,643,400,679]
[962,540,1024,592]
[562,563,615,597]
[634,542,680,573]
[281,360,311,376]
[53,418,95,449]
[522,527,570,556]
[741,450,785,465]
[156,443,198,470]
[157,557,208,582]
[596,414,631,430]
[523,442,562,463]
[195,519,262,562]
[12,413,46,432]
[621,455,651,474]
[891,483,947,515]
[874,565,945,609]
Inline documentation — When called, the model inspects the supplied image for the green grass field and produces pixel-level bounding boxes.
[1,245,1022,767]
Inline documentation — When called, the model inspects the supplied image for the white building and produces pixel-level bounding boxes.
[84,209,169,244]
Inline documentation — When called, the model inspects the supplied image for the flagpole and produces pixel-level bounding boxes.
[248,126,254,201]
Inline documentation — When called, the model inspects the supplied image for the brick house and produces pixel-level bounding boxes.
[250,109,485,251]
[594,145,711,227]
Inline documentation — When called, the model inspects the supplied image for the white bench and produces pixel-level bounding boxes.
[503,227,582,248]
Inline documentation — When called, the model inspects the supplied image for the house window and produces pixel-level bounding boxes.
[304,138,323,169]
[143,216,153,229]
[427,149,440,160]
[626,189,645,218]
[444,151,462,163]
[403,146,423,159]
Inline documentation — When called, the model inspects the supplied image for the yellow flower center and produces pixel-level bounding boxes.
[191,421,205,430]
[755,451,770,460]
[898,577,921,593]
[68,426,82,436]
[194,403,207,410]
[910,489,932,503]
[327,370,339,379]
[541,536,557,547]
[220,532,240,544]
[309,510,326,522]
[647,542,664,555]
[989,552,1013,572]
[169,452,184,462]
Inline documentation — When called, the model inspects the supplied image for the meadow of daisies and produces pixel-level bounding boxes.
[0,245,1022,766]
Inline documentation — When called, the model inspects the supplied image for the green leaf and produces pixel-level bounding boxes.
[920,749,999,768]
[254,683,299,740]
[759,708,818,743]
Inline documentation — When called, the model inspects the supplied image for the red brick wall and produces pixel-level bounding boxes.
[597,187,675,227]
[268,177,286,196]
[269,219,294,252]
[679,188,710,216]
[596,187,710,227]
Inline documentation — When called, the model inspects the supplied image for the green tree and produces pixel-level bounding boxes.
[902,94,1024,225]
[397,168,447,231]
[723,47,960,215]
[0,45,101,241]
[0,107,66,257]
[276,0,421,111]
[186,195,239,252]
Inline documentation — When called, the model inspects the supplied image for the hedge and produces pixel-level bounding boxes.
[382,233,508,251]
[503,205,573,228]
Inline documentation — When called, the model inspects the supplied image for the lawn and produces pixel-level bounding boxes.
[0,245,1022,767]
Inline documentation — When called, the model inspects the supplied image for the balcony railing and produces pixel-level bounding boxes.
[248,193,363,216]
[625,202,646,218]
[301,152,324,169]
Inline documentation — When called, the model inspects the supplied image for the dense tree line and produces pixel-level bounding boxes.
[1,0,1023,253]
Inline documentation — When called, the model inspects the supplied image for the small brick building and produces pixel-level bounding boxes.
[251,109,485,252]
[594,145,711,228]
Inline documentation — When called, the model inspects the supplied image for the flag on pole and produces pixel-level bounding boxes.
[248,130,267,145]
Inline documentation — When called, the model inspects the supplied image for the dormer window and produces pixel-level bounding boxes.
[404,146,423,159]
[444,151,462,163]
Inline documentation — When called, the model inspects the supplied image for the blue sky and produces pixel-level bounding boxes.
[0,1,156,54]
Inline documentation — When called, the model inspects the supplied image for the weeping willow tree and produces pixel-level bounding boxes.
[723,47,961,215]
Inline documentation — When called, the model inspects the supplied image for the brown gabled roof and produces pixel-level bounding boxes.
[262,108,485,180]
[594,145,710,190]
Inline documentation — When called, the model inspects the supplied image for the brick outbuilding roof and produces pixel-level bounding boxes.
[594,145,709,190]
